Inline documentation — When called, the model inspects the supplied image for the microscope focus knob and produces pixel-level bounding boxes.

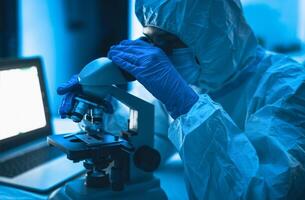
[133,145,161,172]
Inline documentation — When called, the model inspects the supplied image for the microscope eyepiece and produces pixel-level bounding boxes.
[71,101,90,122]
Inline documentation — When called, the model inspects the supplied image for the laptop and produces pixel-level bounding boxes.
[0,57,85,193]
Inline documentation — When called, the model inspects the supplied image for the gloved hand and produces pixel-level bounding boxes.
[57,74,114,119]
[108,39,199,119]
[57,74,80,118]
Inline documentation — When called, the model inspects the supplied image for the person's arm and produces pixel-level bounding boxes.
[169,81,305,199]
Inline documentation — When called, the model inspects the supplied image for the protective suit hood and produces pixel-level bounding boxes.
[135,0,258,91]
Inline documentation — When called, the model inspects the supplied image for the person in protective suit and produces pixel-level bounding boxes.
[58,0,305,199]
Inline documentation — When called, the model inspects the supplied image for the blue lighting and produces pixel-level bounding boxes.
[129,0,143,40]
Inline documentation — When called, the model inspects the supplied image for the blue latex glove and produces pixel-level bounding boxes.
[57,74,114,118]
[108,39,199,119]
[57,75,80,118]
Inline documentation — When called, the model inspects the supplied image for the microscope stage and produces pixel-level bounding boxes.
[47,133,133,161]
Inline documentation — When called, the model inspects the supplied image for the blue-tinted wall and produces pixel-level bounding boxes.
[242,0,304,51]
[20,0,128,116]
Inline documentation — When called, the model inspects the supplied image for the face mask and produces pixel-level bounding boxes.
[168,48,201,85]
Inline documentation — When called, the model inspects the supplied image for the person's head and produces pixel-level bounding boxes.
[135,0,258,91]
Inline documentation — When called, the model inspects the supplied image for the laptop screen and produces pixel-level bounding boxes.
[0,66,47,141]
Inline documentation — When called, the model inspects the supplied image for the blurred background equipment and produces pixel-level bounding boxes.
[0,0,18,57]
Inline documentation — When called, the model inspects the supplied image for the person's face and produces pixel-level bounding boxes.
[143,26,187,54]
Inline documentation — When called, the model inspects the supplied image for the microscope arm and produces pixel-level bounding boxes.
[81,85,154,148]
[78,57,154,147]
[78,57,158,182]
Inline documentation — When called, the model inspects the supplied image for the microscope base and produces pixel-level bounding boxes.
[48,176,167,200]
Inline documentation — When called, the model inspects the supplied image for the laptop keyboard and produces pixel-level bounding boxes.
[0,145,64,178]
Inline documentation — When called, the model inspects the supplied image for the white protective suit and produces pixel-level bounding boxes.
[106,0,305,199]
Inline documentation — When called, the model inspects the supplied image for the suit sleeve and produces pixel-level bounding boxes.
[168,82,305,200]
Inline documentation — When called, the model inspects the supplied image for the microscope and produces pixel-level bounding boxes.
[47,58,167,200]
